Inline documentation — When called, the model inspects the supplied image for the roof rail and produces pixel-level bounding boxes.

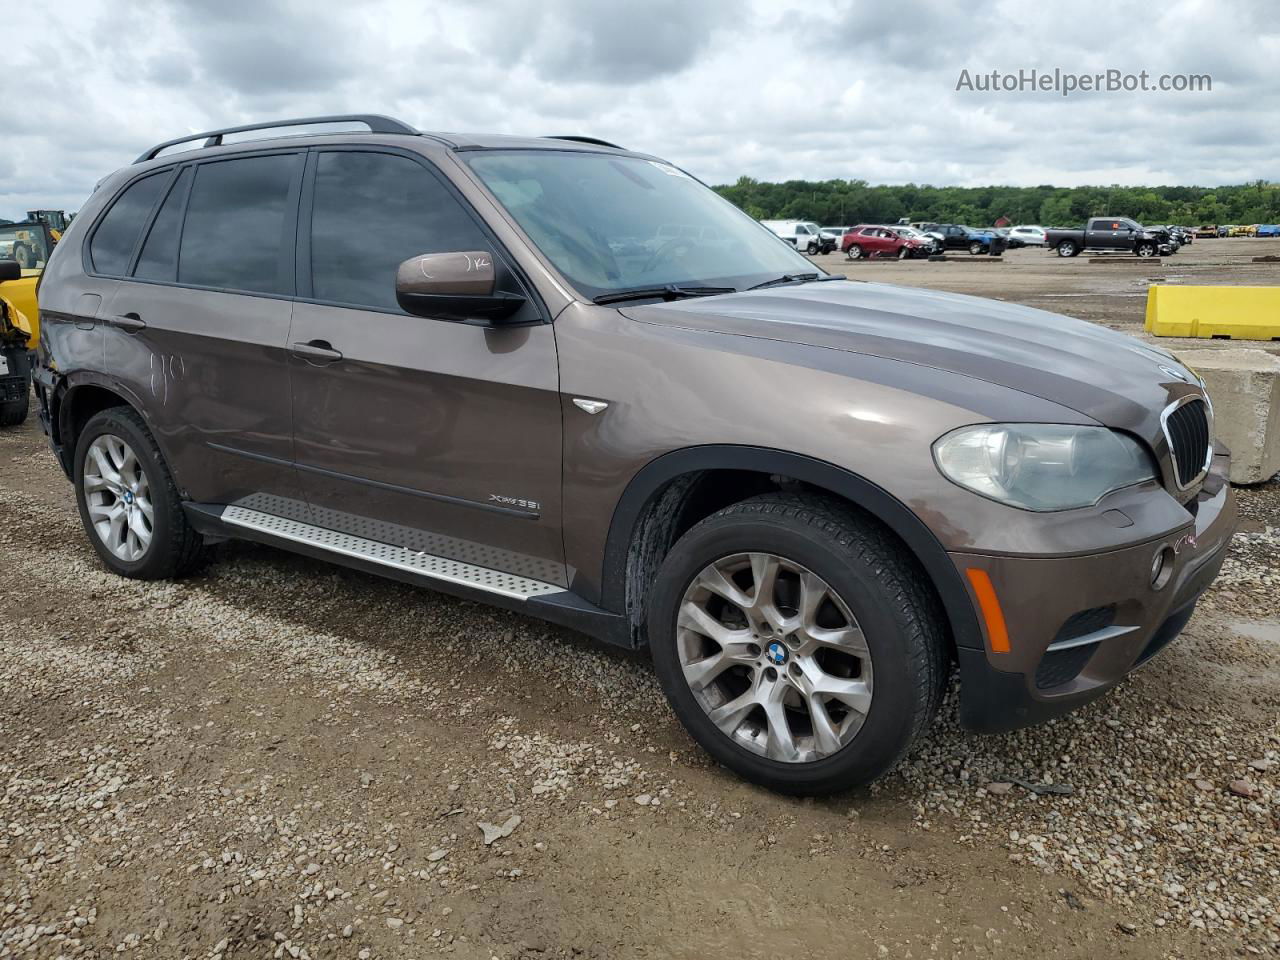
[134,114,417,163]
[545,135,626,150]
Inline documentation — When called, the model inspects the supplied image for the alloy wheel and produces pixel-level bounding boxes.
[675,552,873,763]
[83,434,153,562]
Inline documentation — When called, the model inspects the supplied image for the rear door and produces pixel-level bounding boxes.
[100,151,305,508]
[286,147,566,585]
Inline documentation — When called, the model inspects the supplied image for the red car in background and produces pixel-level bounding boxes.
[841,224,928,260]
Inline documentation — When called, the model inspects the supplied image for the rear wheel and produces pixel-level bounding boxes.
[846,245,864,261]
[1056,239,1077,257]
[0,390,28,426]
[73,406,205,579]
[647,494,947,795]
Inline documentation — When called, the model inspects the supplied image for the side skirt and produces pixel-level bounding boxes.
[183,503,633,648]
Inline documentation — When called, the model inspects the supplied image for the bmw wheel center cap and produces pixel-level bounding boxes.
[766,641,788,666]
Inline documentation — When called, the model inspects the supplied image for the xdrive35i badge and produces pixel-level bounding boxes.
[489,494,540,511]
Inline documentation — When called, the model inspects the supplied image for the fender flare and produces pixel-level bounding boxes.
[600,444,983,650]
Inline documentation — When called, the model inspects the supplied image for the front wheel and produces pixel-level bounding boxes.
[1135,241,1157,258]
[896,245,911,260]
[845,245,863,261]
[73,406,206,579]
[647,494,947,795]
[968,241,985,255]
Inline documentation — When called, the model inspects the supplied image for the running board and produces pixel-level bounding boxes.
[220,505,566,601]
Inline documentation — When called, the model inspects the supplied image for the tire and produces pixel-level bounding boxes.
[806,242,819,255]
[1056,239,1077,257]
[846,245,863,261]
[896,245,910,260]
[73,406,205,580]
[969,241,985,256]
[0,388,29,427]
[647,493,947,795]
[1135,242,1157,258]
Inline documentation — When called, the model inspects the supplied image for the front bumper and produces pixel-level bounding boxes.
[952,453,1236,733]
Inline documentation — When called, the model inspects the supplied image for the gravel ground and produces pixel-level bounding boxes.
[1,243,1278,957]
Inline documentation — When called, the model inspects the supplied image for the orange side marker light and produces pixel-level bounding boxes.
[965,568,1010,654]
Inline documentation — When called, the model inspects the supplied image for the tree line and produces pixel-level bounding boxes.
[712,177,1280,228]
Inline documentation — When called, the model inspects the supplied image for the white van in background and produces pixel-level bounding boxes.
[760,219,833,254]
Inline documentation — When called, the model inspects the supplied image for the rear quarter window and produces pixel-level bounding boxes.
[89,172,170,276]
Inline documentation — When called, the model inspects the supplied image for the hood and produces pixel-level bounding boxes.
[621,280,1201,438]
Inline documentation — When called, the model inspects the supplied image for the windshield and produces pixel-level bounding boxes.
[466,151,818,299]
[0,223,53,270]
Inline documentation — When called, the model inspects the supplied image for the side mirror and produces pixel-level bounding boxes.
[395,251,526,323]
[0,259,21,282]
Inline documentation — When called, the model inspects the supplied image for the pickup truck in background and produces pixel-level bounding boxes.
[1045,218,1175,258]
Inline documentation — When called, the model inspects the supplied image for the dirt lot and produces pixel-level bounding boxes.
[1,238,1277,959]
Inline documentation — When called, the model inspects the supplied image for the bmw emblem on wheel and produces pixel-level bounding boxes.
[766,641,788,666]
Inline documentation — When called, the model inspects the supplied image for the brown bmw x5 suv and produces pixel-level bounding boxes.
[33,115,1235,794]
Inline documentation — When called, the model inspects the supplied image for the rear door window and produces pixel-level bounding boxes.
[89,172,170,276]
[179,153,302,295]
[308,150,488,311]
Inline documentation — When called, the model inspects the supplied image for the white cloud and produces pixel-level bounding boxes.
[2,0,1277,220]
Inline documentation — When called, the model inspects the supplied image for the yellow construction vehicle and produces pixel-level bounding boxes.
[0,211,64,425]
[0,259,34,425]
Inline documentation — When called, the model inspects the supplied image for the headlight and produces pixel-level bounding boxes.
[933,424,1157,511]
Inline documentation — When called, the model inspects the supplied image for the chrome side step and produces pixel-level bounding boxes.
[221,505,566,601]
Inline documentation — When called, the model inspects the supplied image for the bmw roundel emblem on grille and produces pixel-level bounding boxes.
[766,641,788,666]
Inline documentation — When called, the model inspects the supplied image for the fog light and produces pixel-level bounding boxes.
[1151,547,1175,590]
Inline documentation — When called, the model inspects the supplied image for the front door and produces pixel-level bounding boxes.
[286,148,566,585]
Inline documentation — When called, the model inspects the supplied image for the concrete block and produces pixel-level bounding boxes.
[1146,285,1280,340]
[1176,348,1280,484]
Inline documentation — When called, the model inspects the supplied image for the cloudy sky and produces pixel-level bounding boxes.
[3,0,1278,219]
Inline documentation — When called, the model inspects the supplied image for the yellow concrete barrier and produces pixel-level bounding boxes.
[1145,285,1280,340]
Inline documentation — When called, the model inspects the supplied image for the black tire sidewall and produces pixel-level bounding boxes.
[648,511,928,793]
[73,409,181,579]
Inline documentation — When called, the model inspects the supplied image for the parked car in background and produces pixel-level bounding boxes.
[761,219,835,255]
[34,114,1235,795]
[1195,225,1218,239]
[1044,218,1174,258]
[891,225,942,255]
[821,226,851,248]
[841,225,928,260]
[1008,225,1047,247]
[1256,224,1280,237]
[919,223,992,255]
[1228,224,1258,237]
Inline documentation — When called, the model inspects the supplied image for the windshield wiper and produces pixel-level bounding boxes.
[747,273,844,291]
[592,284,736,305]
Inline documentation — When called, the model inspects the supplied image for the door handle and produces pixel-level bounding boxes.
[290,340,344,363]
[105,313,147,332]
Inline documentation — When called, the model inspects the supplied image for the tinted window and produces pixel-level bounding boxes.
[179,154,301,295]
[134,167,192,282]
[311,151,488,311]
[90,172,169,275]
